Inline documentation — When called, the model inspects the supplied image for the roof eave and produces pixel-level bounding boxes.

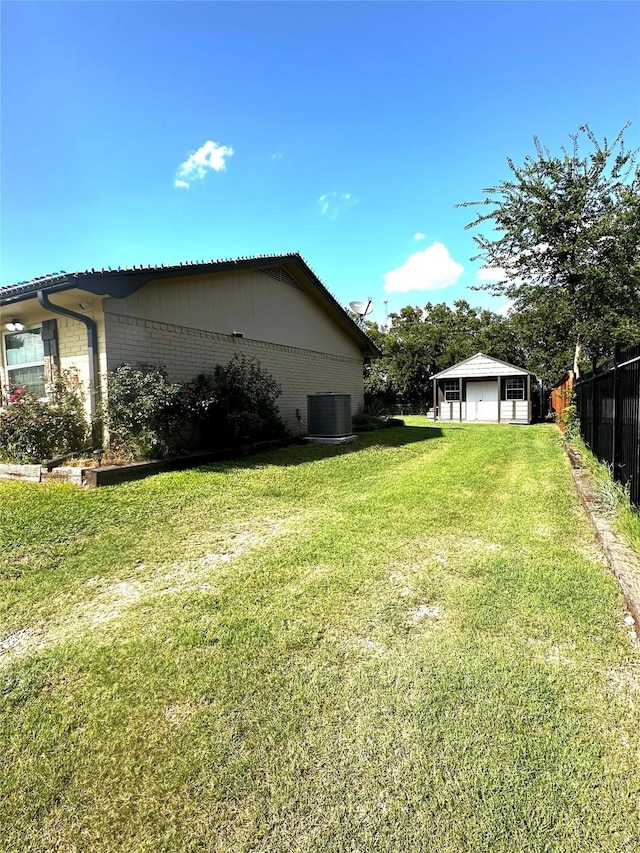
[1,254,382,359]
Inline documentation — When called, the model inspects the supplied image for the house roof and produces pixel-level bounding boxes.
[1,253,381,358]
[432,352,536,380]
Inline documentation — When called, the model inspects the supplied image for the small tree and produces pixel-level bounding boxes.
[459,124,640,374]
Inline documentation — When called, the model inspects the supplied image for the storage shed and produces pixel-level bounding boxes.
[432,353,536,424]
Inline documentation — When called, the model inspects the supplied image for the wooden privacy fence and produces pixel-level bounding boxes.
[550,371,574,427]
[575,343,640,510]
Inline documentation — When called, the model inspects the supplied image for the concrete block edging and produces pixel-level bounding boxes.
[566,443,640,637]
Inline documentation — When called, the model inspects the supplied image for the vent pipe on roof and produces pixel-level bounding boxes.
[36,290,101,445]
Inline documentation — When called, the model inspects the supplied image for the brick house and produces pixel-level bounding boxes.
[0,254,380,434]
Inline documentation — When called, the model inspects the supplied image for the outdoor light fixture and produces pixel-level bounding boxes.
[5,320,24,332]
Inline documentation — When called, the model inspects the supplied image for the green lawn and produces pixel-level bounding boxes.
[2,421,639,852]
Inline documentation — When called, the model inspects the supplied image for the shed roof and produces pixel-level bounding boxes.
[433,352,535,380]
[1,252,381,358]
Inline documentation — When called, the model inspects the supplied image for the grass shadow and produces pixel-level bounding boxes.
[82,426,444,485]
[198,426,444,473]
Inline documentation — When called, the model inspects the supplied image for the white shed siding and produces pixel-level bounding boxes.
[502,400,530,422]
[437,400,530,423]
[438,402,463,421]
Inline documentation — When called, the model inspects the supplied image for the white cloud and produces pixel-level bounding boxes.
[476,243,550,283]
[318,192,358,218]
[383,243,463,294]
[498,300,514,317]
[175,140,234,188]
[413,232,426,241]
[476,266,507,283]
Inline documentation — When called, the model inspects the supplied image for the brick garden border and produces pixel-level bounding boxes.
[0,438,292,489]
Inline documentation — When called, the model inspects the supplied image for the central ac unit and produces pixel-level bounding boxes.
[307,393,352,436]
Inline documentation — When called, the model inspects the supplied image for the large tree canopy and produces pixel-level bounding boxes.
[459,125,640,374]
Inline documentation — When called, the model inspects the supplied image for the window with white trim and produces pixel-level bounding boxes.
[443,380,460,401]
[506,377,525,400]
[3,326,46,398]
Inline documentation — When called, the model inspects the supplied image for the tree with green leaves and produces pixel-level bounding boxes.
[506,295,575,386]
[459,125,640,375]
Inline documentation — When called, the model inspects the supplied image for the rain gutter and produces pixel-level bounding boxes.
[37,290,101,443]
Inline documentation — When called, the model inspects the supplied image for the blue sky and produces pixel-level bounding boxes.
[2,1,639,324]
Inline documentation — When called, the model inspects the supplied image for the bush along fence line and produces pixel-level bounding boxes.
[575,342,640,510]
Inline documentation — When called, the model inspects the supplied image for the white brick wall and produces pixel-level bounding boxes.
[104,311,364,432]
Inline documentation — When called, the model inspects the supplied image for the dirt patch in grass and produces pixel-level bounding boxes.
[0,516,296,668]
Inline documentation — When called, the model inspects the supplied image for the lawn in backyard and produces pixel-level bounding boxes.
[1,420,639,852]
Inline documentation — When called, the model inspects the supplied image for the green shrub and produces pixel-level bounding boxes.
[353,400,394,430]
[359,398,390,419]
[193,355,286,446]
[102,364,194,460]
[555,398,581,441]
[561,404,581,440]
[0,368,89,463]
[103,357,286,460]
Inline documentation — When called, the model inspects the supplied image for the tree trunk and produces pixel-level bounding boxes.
[573,338,582,378]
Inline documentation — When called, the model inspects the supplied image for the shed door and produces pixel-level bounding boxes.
[466,381,498,421]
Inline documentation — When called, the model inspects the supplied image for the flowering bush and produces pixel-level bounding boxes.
[0,368,89,463]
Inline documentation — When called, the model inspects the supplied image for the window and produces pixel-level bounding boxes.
[3,326,45,398]
[506,377,525,400]
[444,380,460,401]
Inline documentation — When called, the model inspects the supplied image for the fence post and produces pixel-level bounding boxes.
[612,343,621,474]
[590,358,597,450]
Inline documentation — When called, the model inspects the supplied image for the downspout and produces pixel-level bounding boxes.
[37,290,101,444]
